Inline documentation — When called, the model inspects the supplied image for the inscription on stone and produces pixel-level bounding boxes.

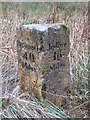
[17,24,70,105]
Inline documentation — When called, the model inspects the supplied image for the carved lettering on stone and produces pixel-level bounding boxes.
[17,24,70,105]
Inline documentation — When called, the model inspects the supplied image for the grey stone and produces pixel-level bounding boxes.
[17,23,70,105]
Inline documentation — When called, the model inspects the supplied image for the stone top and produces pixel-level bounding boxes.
[18,23,69,32]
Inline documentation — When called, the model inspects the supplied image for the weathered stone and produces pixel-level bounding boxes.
[17,23,70,105]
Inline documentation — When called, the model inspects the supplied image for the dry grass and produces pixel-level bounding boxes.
[0,2,89,118]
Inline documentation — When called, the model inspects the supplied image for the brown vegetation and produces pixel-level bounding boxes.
[1,2,89,118]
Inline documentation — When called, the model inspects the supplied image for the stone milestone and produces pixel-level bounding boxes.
[17,23,70,105]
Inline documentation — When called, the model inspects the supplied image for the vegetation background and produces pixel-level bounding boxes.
[0,2,89,118]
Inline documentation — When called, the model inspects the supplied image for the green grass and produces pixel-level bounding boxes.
[38,99,71,119]
[0,98,2,108]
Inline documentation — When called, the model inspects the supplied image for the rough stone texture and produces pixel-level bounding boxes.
[17,23,70,105]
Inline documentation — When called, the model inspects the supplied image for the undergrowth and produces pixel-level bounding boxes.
[1,2,89,118]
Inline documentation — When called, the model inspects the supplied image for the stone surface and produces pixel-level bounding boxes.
[17,23,70,105]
